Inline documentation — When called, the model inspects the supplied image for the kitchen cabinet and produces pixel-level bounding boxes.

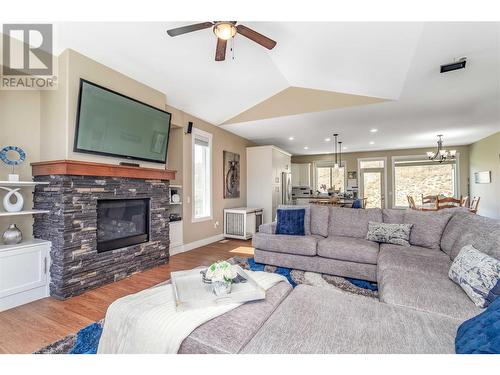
[291,163,311,187]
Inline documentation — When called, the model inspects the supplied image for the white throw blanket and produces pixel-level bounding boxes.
[97,270,287,354]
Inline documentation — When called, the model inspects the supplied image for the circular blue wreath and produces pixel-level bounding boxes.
[0,146,26,166]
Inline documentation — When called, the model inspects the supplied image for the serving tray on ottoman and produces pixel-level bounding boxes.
[171,265,266,311]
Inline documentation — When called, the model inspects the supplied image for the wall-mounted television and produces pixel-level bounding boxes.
[74,79,172,164]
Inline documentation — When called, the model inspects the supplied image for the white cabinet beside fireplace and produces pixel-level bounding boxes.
[0,239,51,312]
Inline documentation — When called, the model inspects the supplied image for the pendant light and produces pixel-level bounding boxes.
[338,141,342,168]
[333,134,339,169]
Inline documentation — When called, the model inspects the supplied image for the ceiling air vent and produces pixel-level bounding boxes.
[440,57,467,73]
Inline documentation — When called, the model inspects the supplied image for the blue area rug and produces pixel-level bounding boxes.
[246,257,377,292]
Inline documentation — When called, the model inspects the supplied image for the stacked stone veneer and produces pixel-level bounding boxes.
[33,175,170,299]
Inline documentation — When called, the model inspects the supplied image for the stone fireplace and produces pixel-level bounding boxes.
[31,160,175,299]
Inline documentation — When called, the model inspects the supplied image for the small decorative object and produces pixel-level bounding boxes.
[0,187,24,212]
[223,151,240,199]
[0,145,26,182]
[474,171,491,184]
[171,193,181,203]
[203,261,238,296]
[2,224,23,245]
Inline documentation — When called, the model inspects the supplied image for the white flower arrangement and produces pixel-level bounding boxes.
[205,261,238,283]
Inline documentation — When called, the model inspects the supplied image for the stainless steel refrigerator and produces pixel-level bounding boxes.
[281,171,292,205]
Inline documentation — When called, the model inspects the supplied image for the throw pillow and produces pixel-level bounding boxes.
[403,210,452,249]
[277,205,311,235]
[449,245,500,308]
[455,296,500,354]
[366,221,413,247]
[276,208,305,236]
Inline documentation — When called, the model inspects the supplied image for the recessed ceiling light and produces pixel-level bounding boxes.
[288,136,294,141]
[324,138,331,142]
[343,146,347,150]
[369,141,375,145]
[370,128,378,133]
[304,146,309,150]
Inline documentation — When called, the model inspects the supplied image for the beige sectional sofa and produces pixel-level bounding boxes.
[178,207,499,353]
[241,206,500,353]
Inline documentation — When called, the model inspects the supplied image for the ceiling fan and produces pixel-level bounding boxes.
[166,21,277,61]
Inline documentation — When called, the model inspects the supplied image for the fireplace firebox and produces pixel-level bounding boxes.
[97,198,150,253]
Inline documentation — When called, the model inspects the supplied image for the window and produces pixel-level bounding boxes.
[393,156,458,208]
[359,159,385,169]
[192,128,212,222]
[315,162,345,193]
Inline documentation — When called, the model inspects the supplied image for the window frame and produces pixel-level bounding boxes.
[313,160,347,193]
[191,127,213,223]
[391,153,460,209]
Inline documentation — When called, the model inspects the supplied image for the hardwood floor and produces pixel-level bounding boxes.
[0,239,254,354]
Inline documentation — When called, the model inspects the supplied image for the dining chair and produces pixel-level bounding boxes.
[469,197,480,214]
[421,194,439,210]
[437,196,462,210]
[461,196,470,208]
[407,195,417,209]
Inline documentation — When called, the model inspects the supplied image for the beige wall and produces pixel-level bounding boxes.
[0,91,41,239]
[165,105,254,244]
[292,145,470,208]
[469,131,500,219]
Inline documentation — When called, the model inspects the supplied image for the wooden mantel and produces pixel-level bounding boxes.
[31,160,176,181]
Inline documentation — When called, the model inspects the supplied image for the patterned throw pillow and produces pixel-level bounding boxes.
[366,221,413,247]
[449,245,500,308]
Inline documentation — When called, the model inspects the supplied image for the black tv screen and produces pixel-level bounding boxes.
[74,79,172,164]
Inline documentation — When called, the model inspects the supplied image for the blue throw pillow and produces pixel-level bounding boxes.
[276,208,305,236]
[455,296,500,354]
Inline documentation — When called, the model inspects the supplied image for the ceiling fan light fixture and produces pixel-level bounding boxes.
[213,22,237,40]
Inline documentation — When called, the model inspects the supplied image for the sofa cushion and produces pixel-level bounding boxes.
[378,266,483,320]
[445,214,500,261]
[318,236,379,265]
[278,205,311,235]
[276,208,305,236]
[310,205,329,237]
[329,207,382,239]
[366,221,412,247]
[449,245,500,308]
[378,243,450,276]
[382,209,405,224]
[258,222,276,234]
[455,296,500,354]
[242,284,459,354]
[403,210,452,249]
[252,232,318,256]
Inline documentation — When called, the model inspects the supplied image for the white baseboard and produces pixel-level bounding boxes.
[169,234,225,256]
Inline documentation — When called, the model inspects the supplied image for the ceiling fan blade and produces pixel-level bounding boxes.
[236,25,277,50]
[167,22,213,37]
[215,38,227,61]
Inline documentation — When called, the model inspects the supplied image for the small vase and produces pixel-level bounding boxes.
[212,281,232,296]
[2,224,23,245]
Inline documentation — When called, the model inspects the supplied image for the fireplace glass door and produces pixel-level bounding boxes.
[97,198,150,252]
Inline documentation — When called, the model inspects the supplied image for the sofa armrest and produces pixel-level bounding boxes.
[259,222,277,234]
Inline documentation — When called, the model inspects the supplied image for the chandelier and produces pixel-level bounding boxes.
[427,135,456,163]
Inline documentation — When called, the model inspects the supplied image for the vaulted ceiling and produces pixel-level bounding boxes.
[53,22,500,154]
